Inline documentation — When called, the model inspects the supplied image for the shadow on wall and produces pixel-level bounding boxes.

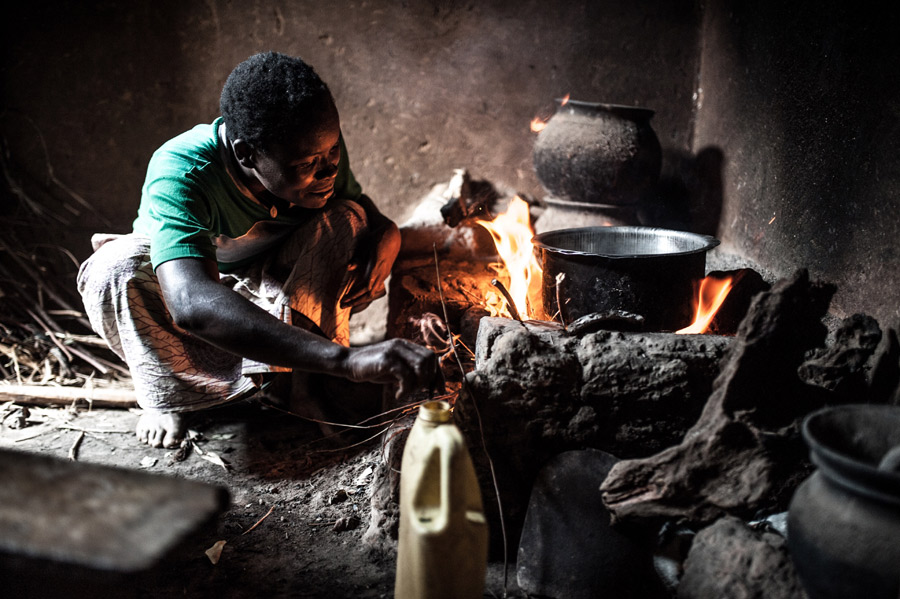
[640,146,724,236]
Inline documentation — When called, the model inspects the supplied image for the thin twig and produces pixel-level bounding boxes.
[434,244,510,596]
[258,399,405,431]
[67,430,85,460]
[490,278,522,322]
[55,423,131,434]
[307,425,393,455]
[241,505,276,536]
[555,272,568,329]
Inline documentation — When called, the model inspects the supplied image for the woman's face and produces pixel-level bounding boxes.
[248,105,342,209]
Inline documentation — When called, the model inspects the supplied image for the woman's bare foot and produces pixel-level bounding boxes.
[136,410,187,448]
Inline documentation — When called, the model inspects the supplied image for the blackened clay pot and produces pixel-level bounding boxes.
[787,404,900,599]
[532,100,661,206]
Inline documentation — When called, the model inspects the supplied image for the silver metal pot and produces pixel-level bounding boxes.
[532,226,720,331]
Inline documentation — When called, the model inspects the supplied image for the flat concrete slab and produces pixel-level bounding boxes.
[0,448,228,597]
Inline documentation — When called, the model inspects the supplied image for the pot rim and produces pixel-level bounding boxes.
[554,98,655,120]
[802,404,900,505]
[532,226,720,260]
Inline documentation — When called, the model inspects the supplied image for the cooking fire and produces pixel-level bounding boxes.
[382,164,899,599]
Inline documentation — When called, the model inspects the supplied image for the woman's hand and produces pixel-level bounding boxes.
[342,338,442,399]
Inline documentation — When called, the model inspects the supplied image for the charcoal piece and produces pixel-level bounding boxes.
[438,169,498,227]
[601,270,837,525]
[798,313,883,399]
[566,310,646,334]
[516,449,666,599]
[676,516,806,599]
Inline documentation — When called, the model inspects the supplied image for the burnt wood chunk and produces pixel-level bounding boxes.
[600,269,838,526]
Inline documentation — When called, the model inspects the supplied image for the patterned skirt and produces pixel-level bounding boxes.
[77,199,367,412]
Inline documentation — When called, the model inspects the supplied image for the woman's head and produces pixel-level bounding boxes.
[220,51,336,152]
[221,52,342,208]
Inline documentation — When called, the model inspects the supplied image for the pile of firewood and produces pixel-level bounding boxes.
[0,130,130,397]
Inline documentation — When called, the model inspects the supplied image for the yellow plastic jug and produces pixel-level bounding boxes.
[394,400,489,599]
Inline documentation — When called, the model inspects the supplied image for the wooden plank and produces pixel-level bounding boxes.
[0,384,137,408]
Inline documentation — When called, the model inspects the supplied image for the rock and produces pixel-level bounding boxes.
[601,270,837,525]
[516,449,666,599]
[333,516,360,533]
[677,516,807,599]
[798,313,883,400]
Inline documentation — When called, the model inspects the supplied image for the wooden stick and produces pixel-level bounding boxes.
[241,506,276,536]
[0,384,137,408]
[68,430,85,461]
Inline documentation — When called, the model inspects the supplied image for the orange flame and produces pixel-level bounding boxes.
[531,94,570,133]
[676,276,734,334]
[477,197,543,320]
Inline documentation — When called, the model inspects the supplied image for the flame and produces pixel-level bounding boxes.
[477,196,542,319]
[531,94,570,133]
[676,276,734,335]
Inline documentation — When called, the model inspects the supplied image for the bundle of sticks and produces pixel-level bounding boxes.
[0,129,134,407]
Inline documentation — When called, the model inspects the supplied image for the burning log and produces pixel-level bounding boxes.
[599,269,847,526]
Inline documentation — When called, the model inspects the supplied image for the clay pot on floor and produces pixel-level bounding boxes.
[787,404,900,599]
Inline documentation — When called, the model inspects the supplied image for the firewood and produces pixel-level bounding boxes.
[0,384,137,408]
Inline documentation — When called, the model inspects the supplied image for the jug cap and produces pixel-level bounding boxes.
[418,400,452,424]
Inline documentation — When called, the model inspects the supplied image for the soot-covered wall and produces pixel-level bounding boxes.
[3,1,897,327]
[1,0,700,258]
[695,0,900,327]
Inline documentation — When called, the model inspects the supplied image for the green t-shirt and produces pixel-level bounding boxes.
[132,117,362,272]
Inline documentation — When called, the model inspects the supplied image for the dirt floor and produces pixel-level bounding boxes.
[0,394,523,598]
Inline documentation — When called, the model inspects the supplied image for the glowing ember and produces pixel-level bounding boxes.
[676,276,734,334]
[476,196,542,320]
[530,117,548,133]
[530,94,570,133]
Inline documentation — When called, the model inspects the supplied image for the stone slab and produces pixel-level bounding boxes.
[516,449,666,599]
[0,448,228,595]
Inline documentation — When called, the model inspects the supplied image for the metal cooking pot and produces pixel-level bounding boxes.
[532,226,720,331]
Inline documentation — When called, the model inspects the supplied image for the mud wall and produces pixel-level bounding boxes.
[5,0,895,326]
[694,0,900,326]
[1,0,700,260]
